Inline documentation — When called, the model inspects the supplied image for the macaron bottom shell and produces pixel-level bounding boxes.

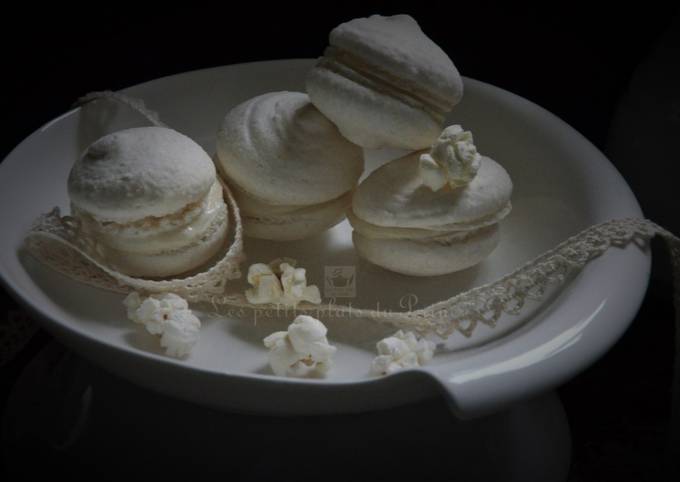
[239,191,352,241]
[352,224,500,277]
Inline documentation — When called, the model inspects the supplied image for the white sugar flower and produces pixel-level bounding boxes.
[263,315,336,377]
[371,330,436,375]
[245,259,321,307]
[419,125,481,191]
[123,292,200,358]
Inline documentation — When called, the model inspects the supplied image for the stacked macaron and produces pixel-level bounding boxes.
[68,126,229,278]
[215,91,363,241]
[306,14,463,150]
[348,126,513,276]
[64,14,511,281]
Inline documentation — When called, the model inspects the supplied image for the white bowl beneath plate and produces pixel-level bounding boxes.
[0,59,649,417]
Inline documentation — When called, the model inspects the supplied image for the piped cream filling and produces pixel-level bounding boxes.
[79,181,227,255]
[347,202,511,241]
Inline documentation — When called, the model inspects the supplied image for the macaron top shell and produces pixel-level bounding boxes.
[216,91,363,206]
[329,14,463,107]
[68,127,216,223]
[352,153,513,229]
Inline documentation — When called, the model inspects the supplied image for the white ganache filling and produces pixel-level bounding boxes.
[123,292,201,358]
[371,330,436,376]
[245,259,322,307]
[347,205,510,241]
[263,315,337,377]
[78,180,225,255]
[419,125,482,191]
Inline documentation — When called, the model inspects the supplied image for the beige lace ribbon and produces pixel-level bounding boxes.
[24,216,678,338]
[225,218,678,339]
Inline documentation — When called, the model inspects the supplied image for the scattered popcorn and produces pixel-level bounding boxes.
[123,292,200,358]
[279,263,321,305]
[267,257,297,273]
[245,263,283,304]
[371,330,436,375]
[263,315,336,377]
[245,259,321,307]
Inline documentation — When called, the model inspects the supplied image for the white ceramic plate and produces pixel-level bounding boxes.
[0,59,649,417]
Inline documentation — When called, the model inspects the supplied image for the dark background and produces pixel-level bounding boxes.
[1,3,679,480]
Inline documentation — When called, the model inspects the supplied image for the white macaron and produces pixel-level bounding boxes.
[215,91,363,241]
[349,125,513,276]
[68,126,229,278]
[306,14,463,150]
